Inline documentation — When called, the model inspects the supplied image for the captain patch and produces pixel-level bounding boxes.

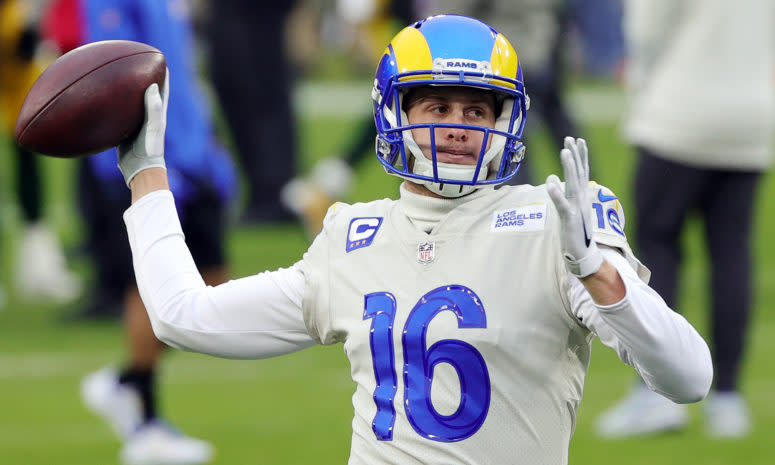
[491,204,547,232]
[346,217,383,252]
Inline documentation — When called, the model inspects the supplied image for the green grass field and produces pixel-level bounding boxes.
[0,81,773,464]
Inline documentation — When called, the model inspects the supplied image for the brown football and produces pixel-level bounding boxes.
[14,40,166,158]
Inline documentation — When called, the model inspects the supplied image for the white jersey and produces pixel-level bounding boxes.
[623,0,775,169]
[125,186,712,465]
[297,183,634,465]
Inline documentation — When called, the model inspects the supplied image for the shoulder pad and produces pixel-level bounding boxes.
[587,181,627,241]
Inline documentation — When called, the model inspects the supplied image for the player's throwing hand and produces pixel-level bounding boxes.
[546,137,604,278]
[117,68,170,186]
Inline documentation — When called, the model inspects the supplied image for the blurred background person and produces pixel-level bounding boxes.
[568,0,624,78]
[203,0,299,225]
[282,0,587,237]
[0,0,82,305]
[42,0,237,463]
[280,0,412,237]
[595,0,774,439]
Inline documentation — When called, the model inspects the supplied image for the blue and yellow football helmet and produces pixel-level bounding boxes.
[372,15,528,197]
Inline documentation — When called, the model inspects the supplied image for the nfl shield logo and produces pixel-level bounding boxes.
[417,241,435,263]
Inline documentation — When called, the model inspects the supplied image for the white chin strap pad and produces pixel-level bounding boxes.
[402,128,481,197]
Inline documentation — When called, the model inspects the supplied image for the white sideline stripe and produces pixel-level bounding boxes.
[0,424,108,446]
[0,352,344,382]
[0,353,108,379]
[294,81,626,123]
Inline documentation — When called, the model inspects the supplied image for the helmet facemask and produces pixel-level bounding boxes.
[376,84,526,197]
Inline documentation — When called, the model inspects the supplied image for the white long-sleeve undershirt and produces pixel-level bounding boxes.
[125,189,711,402]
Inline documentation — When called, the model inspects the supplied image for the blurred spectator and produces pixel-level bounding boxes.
[567,0,624,77]
[595,0,774,439]
[281,0,411,236]
[42,0,237,463]
[203,0,299,224]
[282,0,584,237]
[0,0,82,304]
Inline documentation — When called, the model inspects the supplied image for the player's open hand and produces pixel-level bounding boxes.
[546,137,603,278]
[117,68,170,187]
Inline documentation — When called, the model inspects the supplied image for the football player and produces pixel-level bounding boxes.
[0,0,82,303]
[117,15,712,465]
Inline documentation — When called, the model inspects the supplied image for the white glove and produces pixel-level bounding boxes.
[117,68,169,186]
[546,137,603,278]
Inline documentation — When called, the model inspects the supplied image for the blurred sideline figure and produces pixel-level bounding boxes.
[567,0,624,78]
[281,0,412,237]
[42,0,237,463]
[595,0,774,439]
[0,0,82,305]
[203,0,299,225]
[282,0,584,238]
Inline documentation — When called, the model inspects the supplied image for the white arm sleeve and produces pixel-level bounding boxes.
[123,190,316,359]
[571,247,713,403]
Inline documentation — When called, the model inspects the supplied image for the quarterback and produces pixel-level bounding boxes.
[118,15,712,465]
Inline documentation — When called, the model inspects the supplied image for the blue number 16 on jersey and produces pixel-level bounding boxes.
[363,285,491,442]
